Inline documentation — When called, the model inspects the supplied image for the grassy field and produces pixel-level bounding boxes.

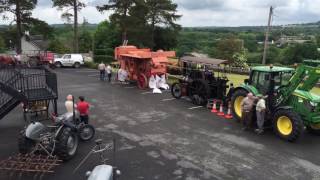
[168,73,320,95]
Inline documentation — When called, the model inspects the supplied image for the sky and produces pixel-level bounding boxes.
[0,0,320,27]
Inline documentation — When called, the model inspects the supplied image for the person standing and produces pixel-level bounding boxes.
[255,95,267,134]
[240,93,256,131]
[76,96,90,124]
[65,94,75,113]
[98,62,106,81]
[106,64,112,82]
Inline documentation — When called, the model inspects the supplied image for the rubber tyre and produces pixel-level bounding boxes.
[74,62,81,68]
[55,62,62,68]
[28,58,38,67]
[78,124,95,141]
[273,109,303,142]
[231,89,248,122]
[55,128,79,161]
[188,80,210,106]
[18,132,36,154]
[171,83,182,99]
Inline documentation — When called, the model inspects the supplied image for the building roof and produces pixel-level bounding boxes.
[180,56,229,66]
[251,66,294,72]
[25,35,49,50]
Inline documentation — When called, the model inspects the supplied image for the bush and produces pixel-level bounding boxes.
[93,55,115,64]
[84,61,98,69]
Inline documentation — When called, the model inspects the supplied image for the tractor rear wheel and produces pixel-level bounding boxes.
[137,74,148,89]
[231,89,248,122]
[306,123,320,135]
[171,83,182,99]
[273,109,303,142]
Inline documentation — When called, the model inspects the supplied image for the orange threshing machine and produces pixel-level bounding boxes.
[115,45,175,89]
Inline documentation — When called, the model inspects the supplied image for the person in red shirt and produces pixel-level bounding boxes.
[77,96,90,124]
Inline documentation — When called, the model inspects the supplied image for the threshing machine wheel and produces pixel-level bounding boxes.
[137,73,148,89]
[273,109,303,142]
[230,89,248,122]
[188,80,210,106]
[171,83,183,99]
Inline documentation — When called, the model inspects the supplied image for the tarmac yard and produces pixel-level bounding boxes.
[1,68,320,180]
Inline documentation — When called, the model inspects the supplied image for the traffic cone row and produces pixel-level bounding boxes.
[210,100,233,119]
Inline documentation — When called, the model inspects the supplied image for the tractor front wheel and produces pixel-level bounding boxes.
[231,89,248,122]
[273,109,303,142]
[306,123,320,135]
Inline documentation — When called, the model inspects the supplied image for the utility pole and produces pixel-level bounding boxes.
[262,6,273,65]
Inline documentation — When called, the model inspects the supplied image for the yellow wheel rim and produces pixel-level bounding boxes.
[277,116,293,136]
[234,96,244,118]
[310,123,320,130]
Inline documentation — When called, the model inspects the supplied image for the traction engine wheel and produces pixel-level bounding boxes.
[137,73,148,89]
[231,89,248,122]
[171,82,182,99]
[273,109,303,142]
[188,80,210,106]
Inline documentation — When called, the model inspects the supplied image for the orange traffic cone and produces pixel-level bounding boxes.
[211,100,218,113]
[217,103,225,116]
[224,102,233,119]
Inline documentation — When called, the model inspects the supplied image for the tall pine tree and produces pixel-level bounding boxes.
[52,0,85,53]
[145,0,181,49]
[0,0,37,54]
[97,0,136,42]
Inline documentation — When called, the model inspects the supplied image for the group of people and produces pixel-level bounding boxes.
[98,62,112,82]
[65,95,90,124]
[241,92,267,134]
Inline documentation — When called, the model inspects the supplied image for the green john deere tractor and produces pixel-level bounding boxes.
[231,63,320,142]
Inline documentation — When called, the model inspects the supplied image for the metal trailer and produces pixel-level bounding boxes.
[115,45,176,89]
[171,56,230,106]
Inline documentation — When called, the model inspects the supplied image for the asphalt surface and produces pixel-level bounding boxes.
[1,68,320,180]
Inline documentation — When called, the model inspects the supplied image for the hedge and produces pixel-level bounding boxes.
[93,55,115,64]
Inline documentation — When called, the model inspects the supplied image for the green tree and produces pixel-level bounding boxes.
[0,35,6,53]
[48,38,71,54]
[97,0,136,42]
[93,21,121,63]
[280,42,319,65]
[213,36,243,62]
[233,50,249,68]
[145,0,181,48]
[52,0,86,53]
[79,30,92,53]
[0,0,37,53]
[30,19,53,39]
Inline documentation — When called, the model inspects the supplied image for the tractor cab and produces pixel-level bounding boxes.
[248,66,295,95]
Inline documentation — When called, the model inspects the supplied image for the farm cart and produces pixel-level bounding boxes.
[231,64,320,142]
[115,45,175,89]
[171,56,230,106]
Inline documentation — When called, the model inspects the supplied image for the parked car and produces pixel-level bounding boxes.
[54,54,84,68]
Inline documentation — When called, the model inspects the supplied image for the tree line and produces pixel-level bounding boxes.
[0,0,181,59]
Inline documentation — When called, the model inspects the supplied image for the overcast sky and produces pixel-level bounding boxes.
[0,0,320,27]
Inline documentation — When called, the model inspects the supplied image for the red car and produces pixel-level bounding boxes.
[0,55,15,65]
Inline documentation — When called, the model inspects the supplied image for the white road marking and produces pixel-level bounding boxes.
[188,106,203,110]
[141,91,153,95]
[88,74,99,77]
[124,86,136,89]
[76,70,98,73]
[161,98,176,102]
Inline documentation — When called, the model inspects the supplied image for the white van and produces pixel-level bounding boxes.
[54,54,84,68]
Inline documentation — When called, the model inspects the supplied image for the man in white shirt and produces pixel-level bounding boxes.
[106,64,112,82]
[255,95,267,134]
[98,62,106,81]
